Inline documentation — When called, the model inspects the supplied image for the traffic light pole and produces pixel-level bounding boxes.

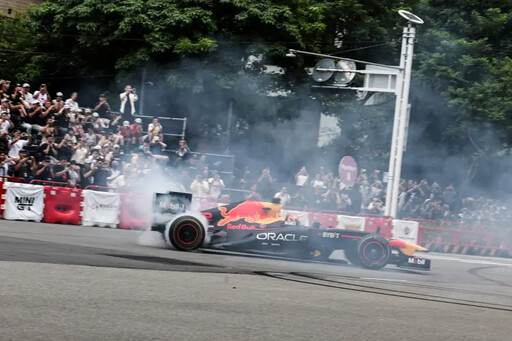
[288,11,422,218]
[384,24,416,217]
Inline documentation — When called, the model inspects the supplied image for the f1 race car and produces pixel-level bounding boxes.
[152,193,431,270]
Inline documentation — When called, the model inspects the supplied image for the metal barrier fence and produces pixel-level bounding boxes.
[132,114,187,141]
[2,174,511,257]
[0,176,27,183]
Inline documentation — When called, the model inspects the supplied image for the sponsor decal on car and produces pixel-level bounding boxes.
[159,201,186,212]
[322,231,340,238]
[227,223,260,230]
[407,257,426,265]
[256,232,307,242]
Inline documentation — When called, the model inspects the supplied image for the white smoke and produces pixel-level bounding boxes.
[136,230,166,247]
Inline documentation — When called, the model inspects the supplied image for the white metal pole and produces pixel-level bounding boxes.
[139,67,147,116]
[384,26,408,216]
[226,99,233,153]
[389,24,416,218]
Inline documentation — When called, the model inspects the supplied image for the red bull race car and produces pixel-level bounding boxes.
[152,193,431,270]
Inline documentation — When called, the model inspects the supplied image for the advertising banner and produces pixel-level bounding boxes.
[82,190,120,227]
[336,215,365,231]
[392,219,419,244]
[281,209,310,226]
[3,183,44,221]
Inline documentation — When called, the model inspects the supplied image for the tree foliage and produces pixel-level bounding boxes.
[1,0,512,193]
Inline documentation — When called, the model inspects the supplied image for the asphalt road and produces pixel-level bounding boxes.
[1,220,512,340]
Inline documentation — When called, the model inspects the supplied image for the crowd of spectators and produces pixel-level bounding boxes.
[0,80,227,199]
[236,165,512,227]
[1,79,509,226]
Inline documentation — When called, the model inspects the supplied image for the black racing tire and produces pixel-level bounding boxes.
[344,242,362,266]
[165,215,205,251]
[356,234,391,270]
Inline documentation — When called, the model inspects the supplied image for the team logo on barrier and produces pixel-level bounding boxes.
[14,196,35,211]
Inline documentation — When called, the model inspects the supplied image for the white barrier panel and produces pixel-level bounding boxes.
[281,209,310,226]
[82,190,120,228]
[2,183,44,221]
[336,215,365,231]
[392,219,419,244]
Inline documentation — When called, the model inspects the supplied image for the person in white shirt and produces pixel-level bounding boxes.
[274,186,291,206]
[64,92,79,112]
[208,172,225,199]
[8,131,30,160]
[295,166,309,187]
[0,112,13,133]
[21,83,33,109]
[311,173,325,189]
[0,151,14,178]
[71,140,89,165]
[0,98,10,115]
[119,85,138,115]
[32,84,50,105]
[53,92,65,112]
[147,117,163,141]
[190,175,209,198]
[107,161,125,189]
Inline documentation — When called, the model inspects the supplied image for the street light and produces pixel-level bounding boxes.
[287,10,423,218]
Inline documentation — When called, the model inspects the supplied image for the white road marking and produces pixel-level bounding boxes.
[360,277,408,282]
[427,254,512,267]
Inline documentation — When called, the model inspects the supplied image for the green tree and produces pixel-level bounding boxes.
[0,16,37,81]
[412,0,512,193]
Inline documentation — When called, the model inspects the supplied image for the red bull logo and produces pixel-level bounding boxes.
[217,201,281,226]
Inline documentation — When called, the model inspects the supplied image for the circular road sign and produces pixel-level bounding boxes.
[338,156,358,187]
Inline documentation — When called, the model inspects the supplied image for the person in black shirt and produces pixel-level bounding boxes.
[56,129,76,160]
[53,157,69,183]
[11,149,35,180]
[21,101,45,135]
[49,102,68,136]
[93,94,112,120]
[37,134,59,161]
[173,139,191,167]
[0,131,9,153]
[91,157,111,187]
[149,136,167,155]
[9,84,28,119]
[34,157,53,181]
[81,160,94,188]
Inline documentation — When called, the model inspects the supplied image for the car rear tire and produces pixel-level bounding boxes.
[164,215,205,251]
[357,234,391,270]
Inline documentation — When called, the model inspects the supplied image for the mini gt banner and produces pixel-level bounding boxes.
[2,183,44,221]
[81,190,120,228]
[392,219,419,244]
[336,215,365,231]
